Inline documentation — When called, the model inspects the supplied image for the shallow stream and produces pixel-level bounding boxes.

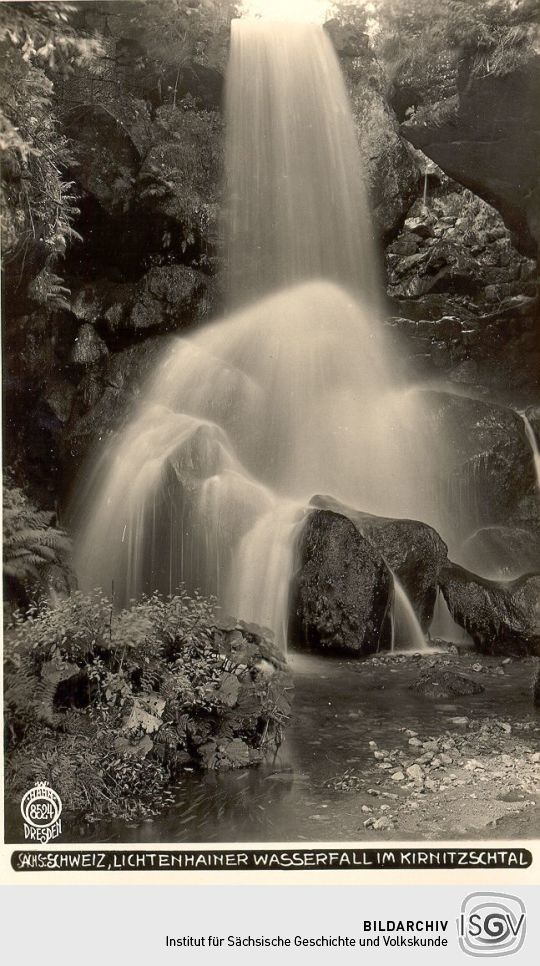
[71,651,538,844]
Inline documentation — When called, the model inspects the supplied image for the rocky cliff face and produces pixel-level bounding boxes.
[401,56,540,258]
[386,181,536,307]
[384,158,538,392]
[3,6,226,503]
[329,23,538,398]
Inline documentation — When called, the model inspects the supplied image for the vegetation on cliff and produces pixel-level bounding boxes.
[332,0,539,119]
[1,1,236,500]
[0,2,101,307]
[3,475,74,610]
[0,0,236,309]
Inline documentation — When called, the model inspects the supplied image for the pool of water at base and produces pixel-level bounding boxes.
[60,650,539,844]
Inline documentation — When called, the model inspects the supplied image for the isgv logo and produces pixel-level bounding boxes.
[458,893,526,958]
[21,781,62,843]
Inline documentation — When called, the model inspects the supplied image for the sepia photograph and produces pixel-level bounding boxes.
[1,0,539,852]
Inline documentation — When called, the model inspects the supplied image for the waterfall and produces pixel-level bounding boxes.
[391,575,428,652]
[74,20,445,648]
[224,20,380,308]
[521,412,540,493]
[430,588,474,646]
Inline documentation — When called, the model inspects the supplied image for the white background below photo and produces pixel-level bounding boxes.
[1,884,539,964]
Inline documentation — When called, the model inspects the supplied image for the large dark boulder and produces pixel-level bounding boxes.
[401,57,540,256]
[291,509,392,655]
[310,495,447,630]
[360,519,446,632]
[439,561,540,656]
[411,668,484,698]
[422,391,538,530]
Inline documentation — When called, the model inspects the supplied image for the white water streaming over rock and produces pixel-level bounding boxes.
[391,575,428,653]
[430,588,474,647]
[74,20,447,649]
[522,413,540,493]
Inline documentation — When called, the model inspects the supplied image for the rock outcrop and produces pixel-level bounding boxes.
[422,391,538,530]
[386,294,540,392]
[386,186,536,306]
[310,495,447,630]
[383,154,538,393]
[291,509,392,655]
[71,264,210,336]
[401,56,540,256]
[439,562,540,656]
[4,19,225,500]
[63,337,165,466]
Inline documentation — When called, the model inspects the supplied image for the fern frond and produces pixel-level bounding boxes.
[3,475,73,602]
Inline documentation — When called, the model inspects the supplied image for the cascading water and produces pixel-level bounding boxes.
[225,20,380,308]
[430,588,474,647]
[390,575,428,653]
[521,412,540,493]
[74,20,447,649]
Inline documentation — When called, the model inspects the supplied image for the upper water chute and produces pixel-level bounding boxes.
[224,19,380,308]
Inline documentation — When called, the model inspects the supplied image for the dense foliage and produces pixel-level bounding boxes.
[0,1,237,305]
[332,0,540,118]
[134,0,237,72]
[0,2,101,302]
[137,100,223,265]
[5,589,291,821]
[2,476,74,608]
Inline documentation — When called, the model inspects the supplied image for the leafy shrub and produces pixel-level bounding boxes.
[137,100,223,255]
[136,0,237,73]
[4,589,292,823]
[3,476,74,607]
[0,2,101,295]
[332,0,539,115]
